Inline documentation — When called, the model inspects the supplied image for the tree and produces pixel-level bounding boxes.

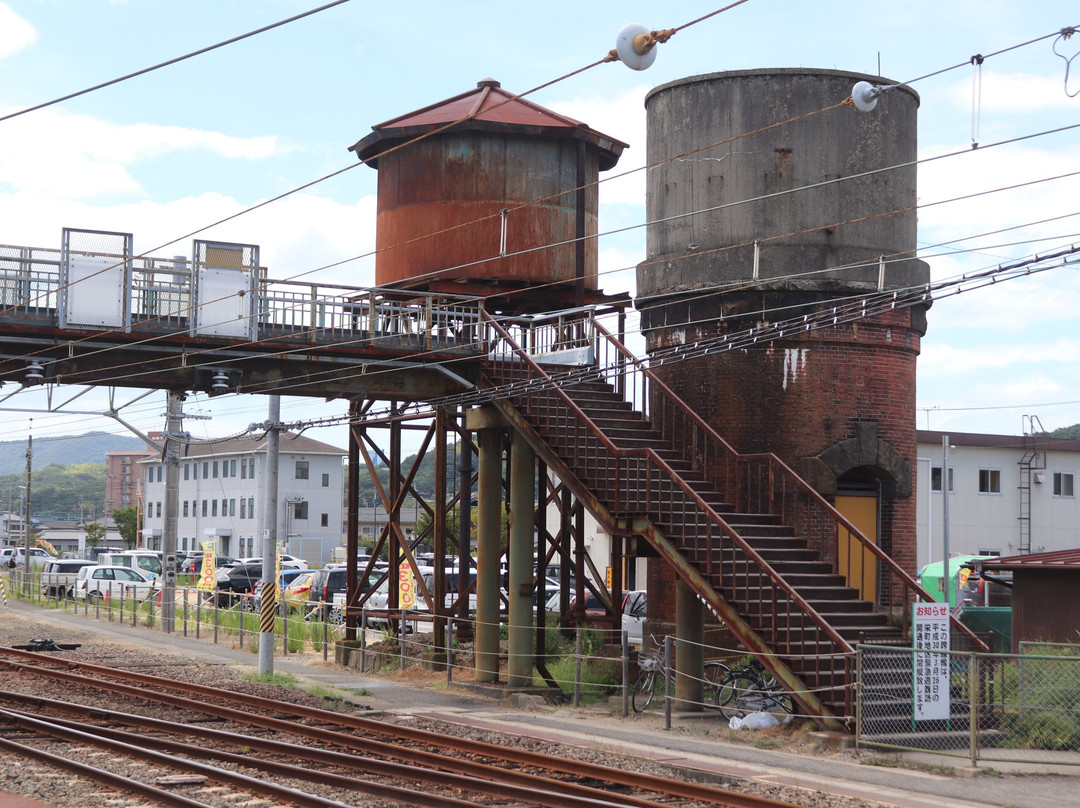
[84,521,105,551]
[1049,423,1080,440]
[112,507,139,549]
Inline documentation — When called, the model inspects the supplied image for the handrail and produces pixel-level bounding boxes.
[481,310,857,658]
[591,319,989,653]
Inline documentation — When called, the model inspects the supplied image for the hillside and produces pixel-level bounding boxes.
[0,431,150,475]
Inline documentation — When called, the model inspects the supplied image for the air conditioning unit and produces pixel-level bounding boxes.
[1033,473,1046,484]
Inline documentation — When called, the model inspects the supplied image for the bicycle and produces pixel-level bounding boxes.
[716,657,795,719]
[631,637,731,712]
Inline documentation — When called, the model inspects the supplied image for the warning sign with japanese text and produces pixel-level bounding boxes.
[912,602,951,721]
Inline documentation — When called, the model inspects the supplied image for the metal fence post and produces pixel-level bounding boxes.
[359,608,367,670]
[622,629,629,718]
[574,627,582,707]
[969,651,979,766]
[855,645,863,748]
[447,617,454,686]
[400,609,407,670]
[664,634,672,731]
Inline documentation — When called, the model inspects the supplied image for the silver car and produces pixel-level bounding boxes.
[75,564,156,603]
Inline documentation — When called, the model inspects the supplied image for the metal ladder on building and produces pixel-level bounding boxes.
[1018,415,1046,554]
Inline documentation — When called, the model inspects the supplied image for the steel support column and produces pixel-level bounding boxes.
[508,431,535,686]
[474,417,504,682]
[675,579,705,712]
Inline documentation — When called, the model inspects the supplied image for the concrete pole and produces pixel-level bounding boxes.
[675,579,705,711]
[160,391,184,633]
[475,424,503,683]
[258,395,281,675]
[507,431,535,687]
[942,436,951,607]
[22,431,31,595]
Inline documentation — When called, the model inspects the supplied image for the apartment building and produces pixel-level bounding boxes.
[140,432,345,565]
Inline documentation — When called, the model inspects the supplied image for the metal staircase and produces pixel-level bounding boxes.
[480,310,987,730]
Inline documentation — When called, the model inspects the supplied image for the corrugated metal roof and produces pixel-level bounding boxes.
[351,78,627,170]
[980,548,1080,571]
[917,429,1080,453]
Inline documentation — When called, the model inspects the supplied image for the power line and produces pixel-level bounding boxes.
[0,1,354,124]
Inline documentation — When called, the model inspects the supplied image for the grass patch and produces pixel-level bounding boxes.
[243,671,298,688]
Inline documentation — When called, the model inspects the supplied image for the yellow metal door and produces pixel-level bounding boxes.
[836,494,878,603]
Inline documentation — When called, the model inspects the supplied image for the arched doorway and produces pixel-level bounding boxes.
[835,469,882,603]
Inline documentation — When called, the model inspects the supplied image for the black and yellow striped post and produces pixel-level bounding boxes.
[259,580,277,637]
[0,575,7,607]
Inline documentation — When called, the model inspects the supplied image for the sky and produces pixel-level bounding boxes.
[0,0,1078,456]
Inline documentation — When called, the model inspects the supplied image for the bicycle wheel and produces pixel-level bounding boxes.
[703,661,730,705]
[720,673,766,719]
[762,687,795,716]
[632,669,657,713]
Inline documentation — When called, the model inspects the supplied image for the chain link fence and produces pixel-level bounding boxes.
[858,642,1080,765]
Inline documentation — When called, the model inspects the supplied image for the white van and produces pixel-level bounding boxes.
[98,551,162,581]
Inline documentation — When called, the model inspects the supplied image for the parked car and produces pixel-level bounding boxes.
[39,559,95,598]
[2,547,54,569]
[214,562,265,607]
[184,554,238,575]
[75,565,156,603]
[283,570,316,612]
[98,551,162,580]
[235,554,309,570]
[622,590,647,646]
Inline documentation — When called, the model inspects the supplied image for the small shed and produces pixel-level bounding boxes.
[977,549,1080,652]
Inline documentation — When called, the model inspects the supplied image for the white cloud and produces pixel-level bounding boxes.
[0,4,36,60]
[920,337,1080,377]
[0,107,284,198]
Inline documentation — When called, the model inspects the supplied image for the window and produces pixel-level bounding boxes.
[321,513,329,527]
[221,499,228,517]
[211,500,218,517]
[978,468,1001,494]
[212,461,218,479]
[931,466,954,492]
[240,461,246,479]
[295,461,309,480]
[322,473,330,487]
[158,466,163,482]
[192,463,198,480]
[203,461,209,478]
[201,500,208,517]
[184,463,190,481]
[1054,472,1075,498]
[248,497,255,518]
[183,501,189,518]
[156,502,161,518]
[240,498,247,519]
[147,468,153,483]
[229,499,236,516]
[293,501,308,520]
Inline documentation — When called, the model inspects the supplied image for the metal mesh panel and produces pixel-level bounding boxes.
[859,643,1080,765]
[191,240,259,339]
[60,228,132,330]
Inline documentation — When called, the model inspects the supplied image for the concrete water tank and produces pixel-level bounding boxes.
[636,68,930,593]
[351,80,627,311]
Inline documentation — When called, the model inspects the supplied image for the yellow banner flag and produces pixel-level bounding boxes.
[197,542,217,591]
[398,565,415,609]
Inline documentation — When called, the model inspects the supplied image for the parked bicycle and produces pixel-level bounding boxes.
[716,657,795,719]
[631,637,731,712]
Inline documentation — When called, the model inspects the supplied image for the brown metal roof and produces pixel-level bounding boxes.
[350,78,627,170]
[140,432,345,460]
[917,429,1080,453]
[980,548,1080,571]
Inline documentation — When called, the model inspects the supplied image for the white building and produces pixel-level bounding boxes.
[140,432,346,565]
[916,430,1080,569]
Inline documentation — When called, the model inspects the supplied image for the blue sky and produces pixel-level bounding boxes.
[0,0,1077,452]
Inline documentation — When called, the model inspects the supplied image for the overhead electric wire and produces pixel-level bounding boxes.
[0,19,1075,432]
[0,0,355,124]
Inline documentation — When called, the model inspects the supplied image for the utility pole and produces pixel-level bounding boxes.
[259,395,282,675]
[942,436,951,607]
[22,427,32,595]
[161,391,185,633]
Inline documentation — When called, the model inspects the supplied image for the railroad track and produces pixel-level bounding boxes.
[0,645,807,808]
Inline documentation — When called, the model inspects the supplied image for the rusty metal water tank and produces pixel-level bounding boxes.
[351,79,627,313]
